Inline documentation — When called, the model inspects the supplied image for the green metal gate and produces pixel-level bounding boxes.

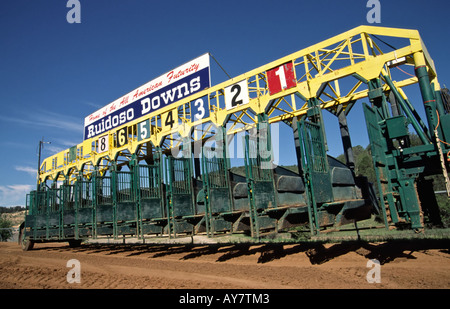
[47,187,62,238]
[136,163,166,236]
[362,102,395,228]
[243,120,277,237]
[76,179,94,237]
[95,175,114,236]
[24,193,35,239]
[165,156,196,236]
[298,118,333,234]
[244,134,276,207]
[201,147,233,235]
[32,190,48,239]
[62,184,76,238]
[114,170,137,224]
[300,120,333,202]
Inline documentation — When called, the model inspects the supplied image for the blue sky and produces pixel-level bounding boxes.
[1,0,449,206]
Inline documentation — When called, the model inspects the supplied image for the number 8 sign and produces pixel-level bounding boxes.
[98,135,109,153]
[267,62,296,95]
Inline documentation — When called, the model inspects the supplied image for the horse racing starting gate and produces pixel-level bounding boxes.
[19,26,450,250]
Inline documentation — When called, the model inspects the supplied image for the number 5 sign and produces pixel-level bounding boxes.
[267,62,296,95]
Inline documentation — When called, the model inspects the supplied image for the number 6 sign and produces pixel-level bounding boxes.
[267,62,296,95]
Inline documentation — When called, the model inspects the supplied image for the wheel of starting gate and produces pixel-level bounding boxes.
[68,239,82,248]
[19,225,34,251]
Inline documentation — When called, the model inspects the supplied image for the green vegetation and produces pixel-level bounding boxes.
[0,217,13,241]
[337,145,375,183]
[336,141,450,228]
[0,207,25,241]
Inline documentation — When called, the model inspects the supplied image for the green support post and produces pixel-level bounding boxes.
[129,154,139,240]
[92,168,98,239]
[45,189,49,240]
[31,191,37,241]
[134,157,143,241]
[415,65,439,135]
[74,176,81,241]
[243,134,260,239]
[200,153,210,237]
[110,163,118,240]
[364,78,400,229]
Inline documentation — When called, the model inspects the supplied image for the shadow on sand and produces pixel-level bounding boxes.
[33,238,450,265]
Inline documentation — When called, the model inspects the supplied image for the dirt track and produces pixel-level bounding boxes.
[0,240,449,290]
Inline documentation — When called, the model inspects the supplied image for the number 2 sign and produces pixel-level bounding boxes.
[225,80,249,110]
[267,62,296,95]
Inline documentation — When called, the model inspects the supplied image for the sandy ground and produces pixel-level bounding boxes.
[0,239,449,292]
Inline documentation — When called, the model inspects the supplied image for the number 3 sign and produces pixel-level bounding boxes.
[267,62,296,95]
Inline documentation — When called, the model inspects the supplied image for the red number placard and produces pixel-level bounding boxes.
[267,62,296,95]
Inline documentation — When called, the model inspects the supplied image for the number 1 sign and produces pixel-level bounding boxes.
[267,62,296,95]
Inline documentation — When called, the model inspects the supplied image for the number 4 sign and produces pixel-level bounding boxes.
[267,62,296,95]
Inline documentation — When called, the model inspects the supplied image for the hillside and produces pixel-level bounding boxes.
[0,211,25,227]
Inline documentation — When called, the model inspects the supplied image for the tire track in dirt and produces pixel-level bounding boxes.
[1,241,449,289]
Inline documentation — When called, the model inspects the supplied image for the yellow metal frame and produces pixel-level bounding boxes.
[38,25,439,184]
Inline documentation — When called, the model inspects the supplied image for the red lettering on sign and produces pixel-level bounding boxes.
[88,114,100,122]
[167,63,200,84]
[132,81,163,100]
[119,95,129,107]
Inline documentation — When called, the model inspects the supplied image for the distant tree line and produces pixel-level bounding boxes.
[337,144,376,183]
[0,206,25,214]
[336,134,450,227]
